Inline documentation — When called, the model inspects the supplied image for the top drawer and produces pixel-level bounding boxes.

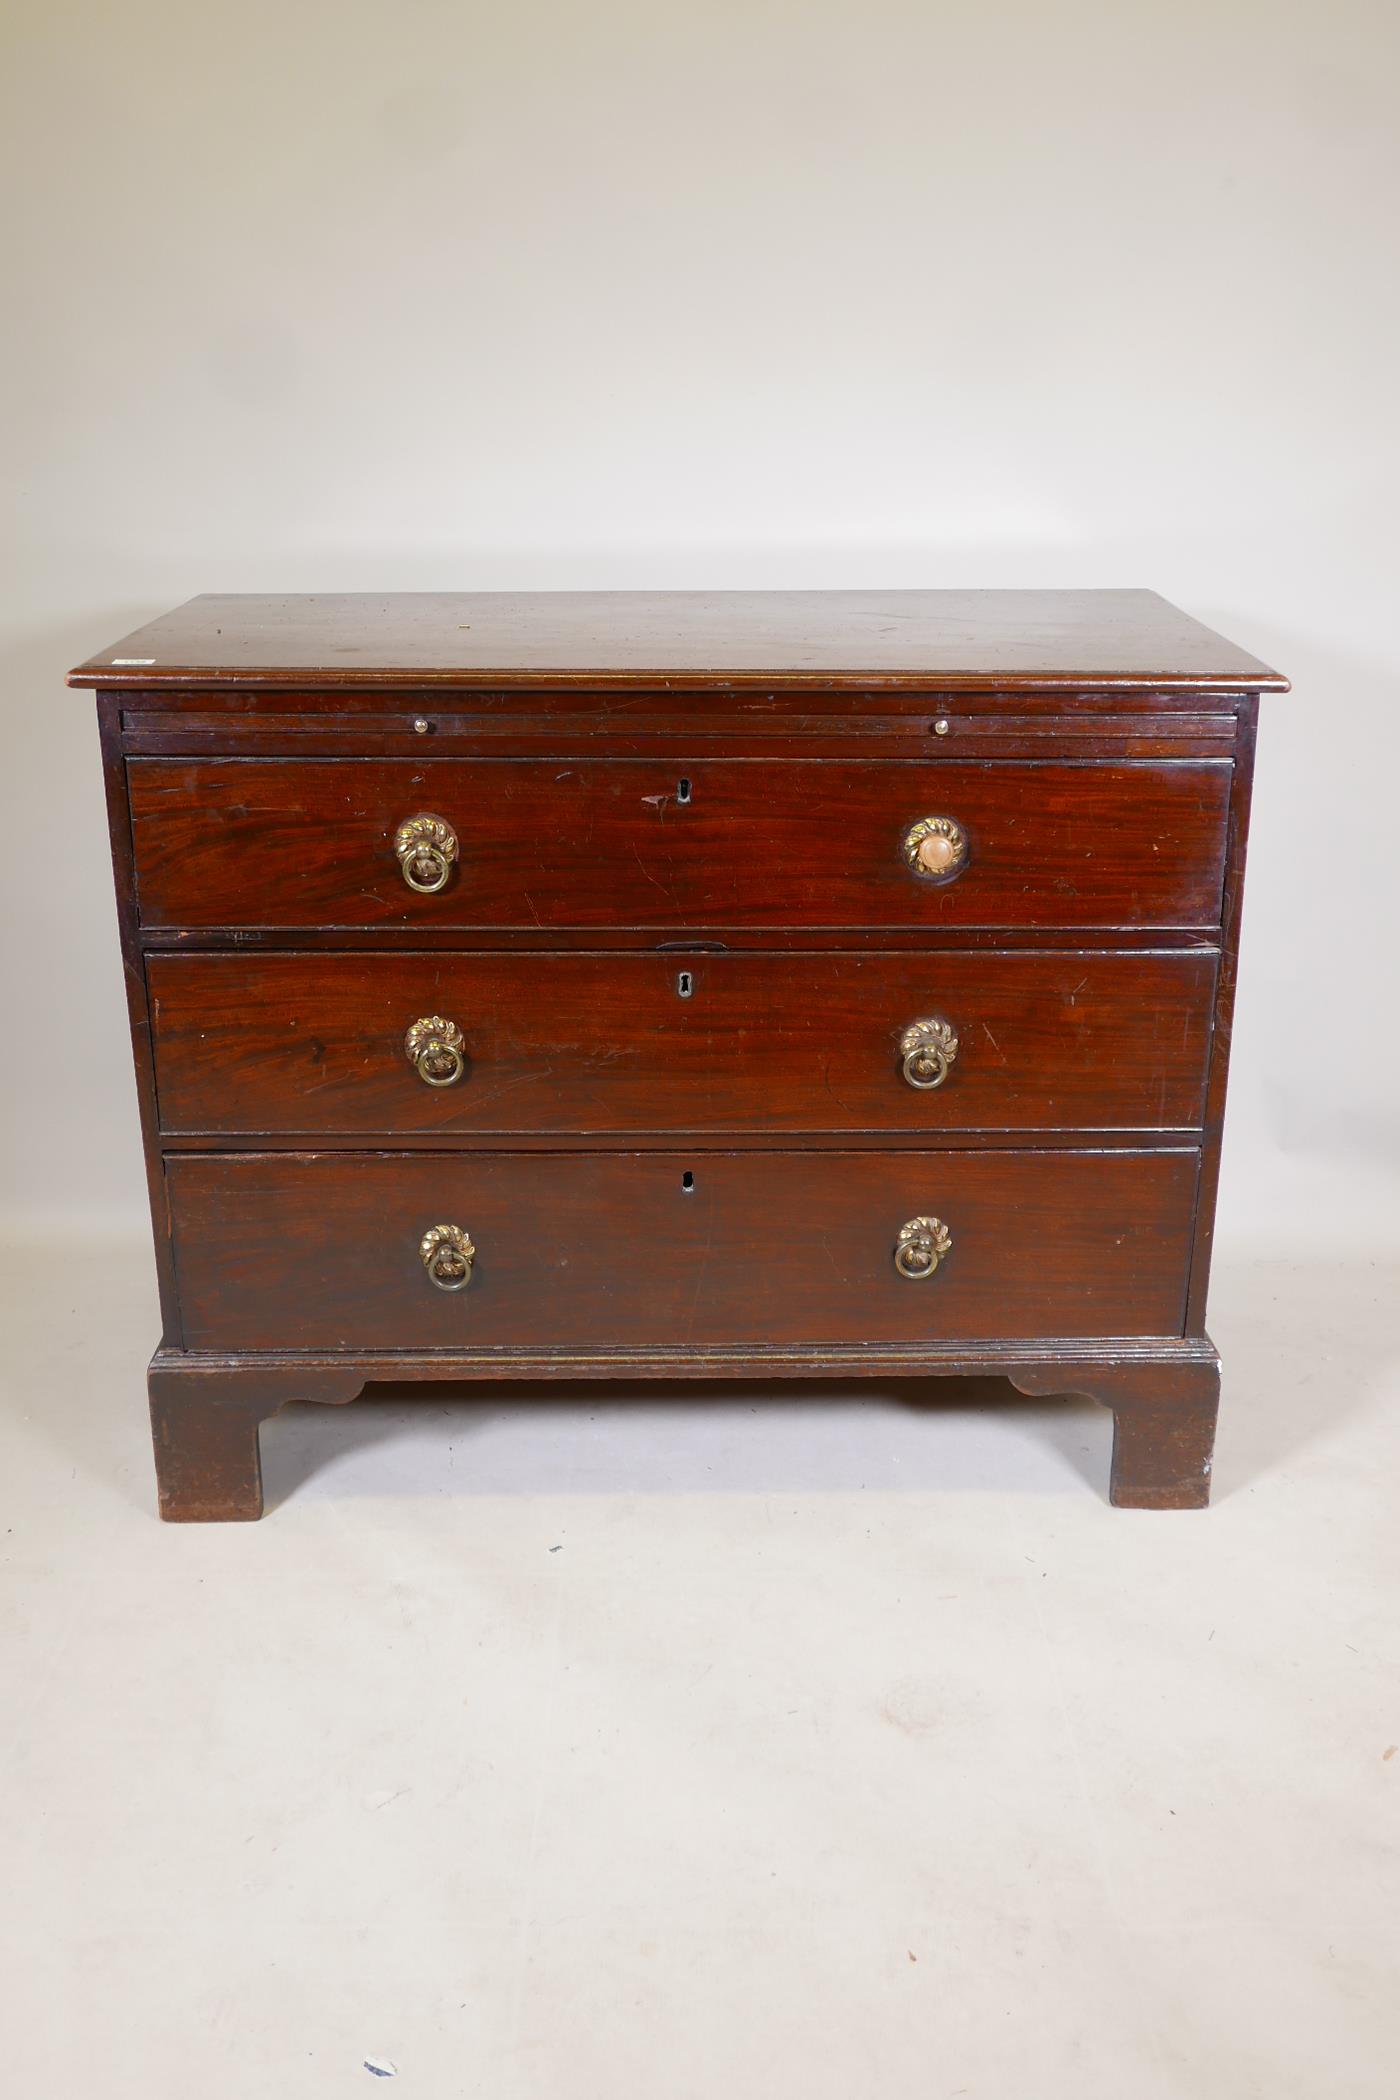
[127,757,1231,932]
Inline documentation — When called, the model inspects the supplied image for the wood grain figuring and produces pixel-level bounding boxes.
[127,758,1232,931]
[147,948,1217,1137]
[69,590,1287,692]
[165,1148,1198,1352]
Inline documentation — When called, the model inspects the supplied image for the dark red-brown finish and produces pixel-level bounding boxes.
[70,589,1288,692]
[147,948,1216,1136]
[127,757,1231,932]
[72,589,1284,1518]
[147,1360,363,1522]
[1010,1357,1221,1510]
[166,1148,1198,1353]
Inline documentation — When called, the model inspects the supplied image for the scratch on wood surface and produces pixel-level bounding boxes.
[631,840,676,902]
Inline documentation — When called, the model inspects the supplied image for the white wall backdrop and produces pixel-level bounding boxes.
[4,0,1397,1247]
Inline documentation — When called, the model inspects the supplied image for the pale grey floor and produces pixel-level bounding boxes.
[2,1240,1397,2097]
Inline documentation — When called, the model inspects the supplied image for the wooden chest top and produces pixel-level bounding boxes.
[68,588,1286,693]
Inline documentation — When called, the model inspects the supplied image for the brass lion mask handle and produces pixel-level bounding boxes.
[404,1016,466,1087]
[894,1216,952,1279]
[420,1222,475,1291]
[899,1017,959,1090]
[395,813,459,894]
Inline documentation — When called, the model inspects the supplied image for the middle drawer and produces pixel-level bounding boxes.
[148,949,1215,1136]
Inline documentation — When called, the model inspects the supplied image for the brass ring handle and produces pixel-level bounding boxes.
[894,1215,952,1279]
[902,815,968,881]
[420,1222,475,1291]
[404,1016,466,1088]
[395,813,459,894]
[899,1017,959,1090]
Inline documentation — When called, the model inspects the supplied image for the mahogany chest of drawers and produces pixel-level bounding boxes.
[71,589,1285,1518]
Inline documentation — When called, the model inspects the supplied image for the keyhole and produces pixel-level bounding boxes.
[677,970,693,999]
[677,777,692,804]
[681,1170,695,1193]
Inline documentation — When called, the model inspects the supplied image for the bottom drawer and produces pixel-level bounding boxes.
[167,1148,1197,1350]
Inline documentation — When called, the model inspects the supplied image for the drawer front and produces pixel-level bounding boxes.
[129,758,1231,930]
[149,949,1216,1135]
[166,1148,1197,1350]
